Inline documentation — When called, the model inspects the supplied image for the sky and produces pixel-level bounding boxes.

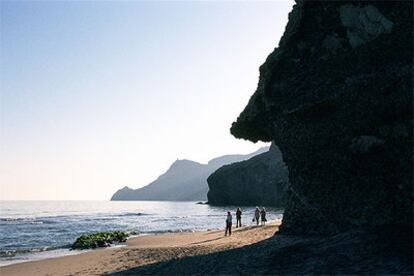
[0,0,293,200]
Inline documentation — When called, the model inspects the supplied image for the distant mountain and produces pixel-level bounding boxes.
[111,146,269,201]
[207,144,289,206]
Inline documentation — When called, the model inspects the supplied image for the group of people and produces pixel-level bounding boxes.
[225,207,267,236]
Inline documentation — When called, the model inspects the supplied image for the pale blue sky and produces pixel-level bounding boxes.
[0,0,293,200]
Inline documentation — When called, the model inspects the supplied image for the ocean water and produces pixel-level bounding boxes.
[0,201,283,266]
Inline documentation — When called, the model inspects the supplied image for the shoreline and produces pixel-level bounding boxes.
[0,230,217,268]
[0,221,280,276]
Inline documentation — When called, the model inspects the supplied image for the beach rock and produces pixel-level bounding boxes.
[230,0,412,237]
[207,144,289,206]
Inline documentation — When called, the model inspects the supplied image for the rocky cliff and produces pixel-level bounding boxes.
[231,0,412,236]
[111,147,269,201]
[207,144,289,206]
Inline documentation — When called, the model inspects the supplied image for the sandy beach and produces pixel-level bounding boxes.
[1,221,280,276]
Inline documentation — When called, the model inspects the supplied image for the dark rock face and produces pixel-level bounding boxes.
[231,0,412,236]
[207,144,289,206]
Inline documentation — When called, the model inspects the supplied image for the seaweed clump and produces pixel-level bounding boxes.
[71,231,129,250]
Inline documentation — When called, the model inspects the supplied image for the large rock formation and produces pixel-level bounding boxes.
[231,0,413,237]
[207,144,289,206]
[111,147,269,201]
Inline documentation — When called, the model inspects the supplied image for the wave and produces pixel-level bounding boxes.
[0,217,57,225]
[1,212,148,222]
[0,244,72,258]
[0,217,36,222]
[143,228,209,235]
[119,212,148,217]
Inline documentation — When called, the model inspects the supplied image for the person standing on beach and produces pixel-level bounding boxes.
[225,211,232,236]
[236,208,242,228]
[260,207,267,226]
[254,207,260,226]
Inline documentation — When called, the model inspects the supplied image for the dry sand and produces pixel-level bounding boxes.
[1,221,280,276]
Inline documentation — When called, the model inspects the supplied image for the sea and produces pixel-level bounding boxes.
[0,201,283,266]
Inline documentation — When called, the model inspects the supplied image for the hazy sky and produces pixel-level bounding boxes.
[0,1,293,200]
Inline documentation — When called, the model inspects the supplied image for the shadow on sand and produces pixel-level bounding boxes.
[110,226,412,275]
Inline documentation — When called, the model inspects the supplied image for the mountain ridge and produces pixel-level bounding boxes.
[111,146,269,201]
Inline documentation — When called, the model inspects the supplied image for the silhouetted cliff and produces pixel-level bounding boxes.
[207,144,288,206]
[111,147,269,201]
[230,0,412,273]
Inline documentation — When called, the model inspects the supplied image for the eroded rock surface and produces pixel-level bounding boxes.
[231,0,412,239]
[340,4,394,48]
